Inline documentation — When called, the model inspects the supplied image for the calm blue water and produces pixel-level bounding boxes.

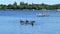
[0,10,60,34]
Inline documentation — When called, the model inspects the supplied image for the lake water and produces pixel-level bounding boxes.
[0,10,60,34]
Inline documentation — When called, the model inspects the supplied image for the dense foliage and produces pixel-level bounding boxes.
[0,2,60,10]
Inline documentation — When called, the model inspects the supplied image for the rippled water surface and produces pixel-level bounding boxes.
[0,10,60,34]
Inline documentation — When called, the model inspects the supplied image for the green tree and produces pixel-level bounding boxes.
[12,2,17,9]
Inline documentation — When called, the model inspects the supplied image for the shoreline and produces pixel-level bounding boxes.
[0,9,59,11]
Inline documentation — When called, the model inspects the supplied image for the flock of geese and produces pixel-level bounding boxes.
[20,20,35,26]
[20,13,49,26]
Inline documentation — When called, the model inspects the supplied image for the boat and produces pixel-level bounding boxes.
[37,13,49,17]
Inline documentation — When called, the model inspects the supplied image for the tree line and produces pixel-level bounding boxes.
[0,2,60,10]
